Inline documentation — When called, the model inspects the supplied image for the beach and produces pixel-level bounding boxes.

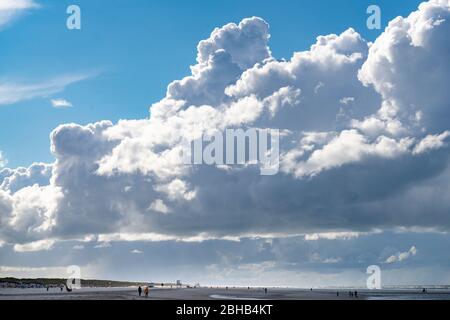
[1,287,450,300]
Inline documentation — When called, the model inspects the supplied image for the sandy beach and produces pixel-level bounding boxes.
[1,287,450,300]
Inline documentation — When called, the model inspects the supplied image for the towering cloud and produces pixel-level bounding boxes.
[1,1,450,250]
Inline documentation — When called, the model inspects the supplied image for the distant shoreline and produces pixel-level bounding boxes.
[0,277,150,288]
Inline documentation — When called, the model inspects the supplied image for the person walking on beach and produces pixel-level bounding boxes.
[264,288,268,294]
[138,286,142,297]
[144,286,149,298]
[354,291,358,298]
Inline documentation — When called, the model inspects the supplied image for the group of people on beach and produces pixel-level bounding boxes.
[138,286,149,298]
[335,290,358,298]
[45,285,67,292]
[348,291,358,298]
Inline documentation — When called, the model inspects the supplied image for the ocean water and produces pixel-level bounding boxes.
[365,292,450,300]
[270,288,450,300]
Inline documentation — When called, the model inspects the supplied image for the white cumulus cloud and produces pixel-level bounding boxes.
[0,1,450,249]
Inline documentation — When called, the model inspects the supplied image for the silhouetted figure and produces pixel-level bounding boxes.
[138,286,142,297]
[264,288,268,294]
[337,292,339,297]
[422,288,427,293]
[46,287,49,292]
[354,291,358,298]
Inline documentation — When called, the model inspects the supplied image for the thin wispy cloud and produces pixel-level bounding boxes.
[13,239,55,253]
[51,98,73,109]
[0,0,39,28]
[385,246,418,264]
[0,73,95,106]
[0,151,7,168]
[94,242,112,249]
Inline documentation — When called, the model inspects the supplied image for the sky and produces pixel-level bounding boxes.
[1,0,450,287]
[0,0,423,167]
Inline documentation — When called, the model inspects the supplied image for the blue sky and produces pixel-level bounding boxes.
[0,0,423,167]
[2,0,450,286]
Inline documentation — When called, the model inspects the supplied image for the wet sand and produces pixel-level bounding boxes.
[1,287,449,300]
